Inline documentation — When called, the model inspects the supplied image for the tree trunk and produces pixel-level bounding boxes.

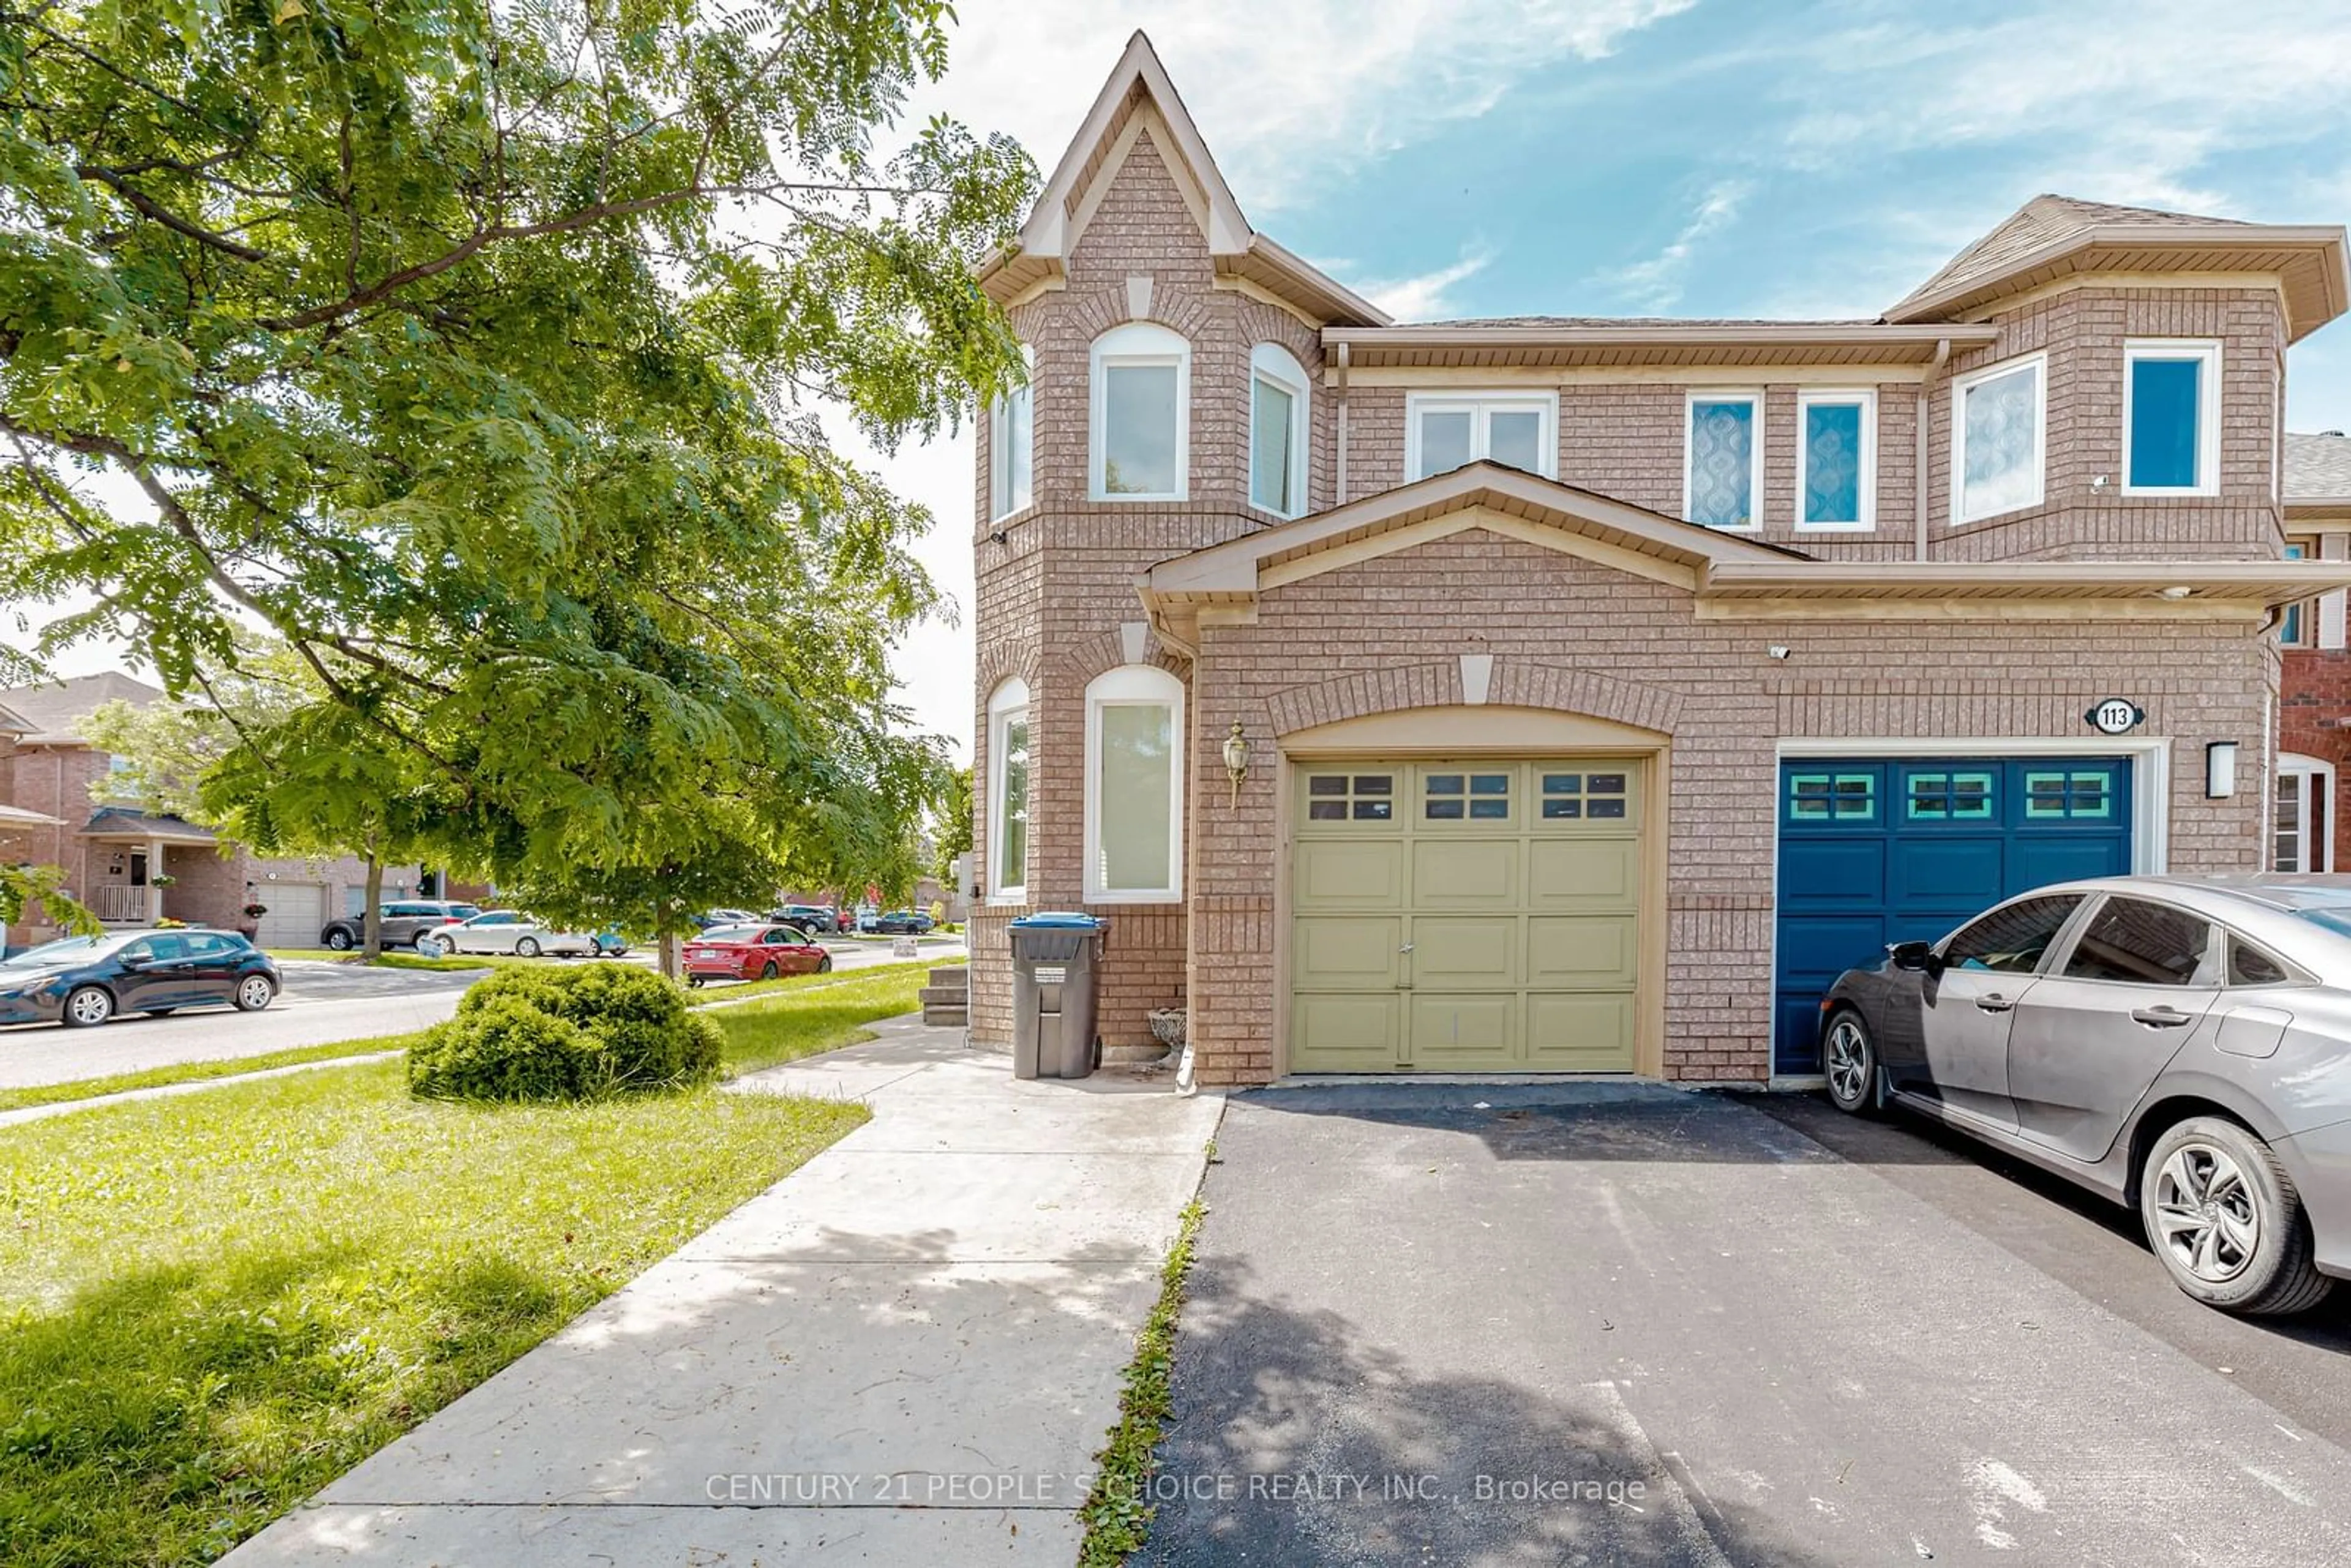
[658,930,683,980]
[360,849,384,961]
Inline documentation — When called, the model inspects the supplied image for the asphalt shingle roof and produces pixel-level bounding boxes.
[1886,194,2255,320]
[2286,431,2351,502]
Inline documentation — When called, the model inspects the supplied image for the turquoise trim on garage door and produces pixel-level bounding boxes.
[1774,757,2132,1075]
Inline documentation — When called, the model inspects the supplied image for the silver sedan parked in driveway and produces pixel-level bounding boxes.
[1821,875,2351,1317]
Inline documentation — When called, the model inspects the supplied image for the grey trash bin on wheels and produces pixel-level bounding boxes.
[1008,913,1109,1079]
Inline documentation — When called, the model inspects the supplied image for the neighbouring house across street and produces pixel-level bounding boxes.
[963,31,2351,1088]
[0,671,432,946]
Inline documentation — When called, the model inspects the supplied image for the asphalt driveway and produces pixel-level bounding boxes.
[1144,1082,2351,1566]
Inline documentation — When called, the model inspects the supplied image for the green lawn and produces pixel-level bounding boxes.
[0,1038,414,1115]
[684,956,956,1009]
[0,1061,866,1567]
[266,947,509,972]
[708,962,937,1073]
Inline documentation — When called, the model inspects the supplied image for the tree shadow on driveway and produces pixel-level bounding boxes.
[1137,1251,1829,1568]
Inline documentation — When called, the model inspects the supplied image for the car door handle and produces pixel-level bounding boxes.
[1974,994,2014,1013]
[2131,1007,2194,1028]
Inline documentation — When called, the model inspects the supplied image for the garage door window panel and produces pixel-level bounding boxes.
[1906,770,1995,822]
[1423,770,1512,823]
[1305,773,1395,823]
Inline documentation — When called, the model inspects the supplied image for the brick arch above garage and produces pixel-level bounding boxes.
[1264,659,1683,740]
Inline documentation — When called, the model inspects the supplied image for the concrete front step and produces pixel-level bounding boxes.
[920,1005,969,1027]
[1100,1042,1170,1068]
[918,985,967,1007]
[927,966,970,989]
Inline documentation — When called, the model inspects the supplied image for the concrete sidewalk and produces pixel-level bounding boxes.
[228,1016,1222,1566]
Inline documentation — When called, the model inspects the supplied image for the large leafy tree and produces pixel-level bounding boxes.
[0,0,1034,953]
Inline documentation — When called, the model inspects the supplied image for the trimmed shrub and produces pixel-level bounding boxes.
[408,964,722,1103]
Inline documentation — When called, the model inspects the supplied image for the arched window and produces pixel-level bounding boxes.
[1084,665,1183,900]
[1090,323,1190,501]
[1250,343,1311,517]
[986,678,1031,902]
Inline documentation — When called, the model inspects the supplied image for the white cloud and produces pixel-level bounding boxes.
[1598,179,1749,310]
[1347,247,1494,321]
[904,0,1697,215]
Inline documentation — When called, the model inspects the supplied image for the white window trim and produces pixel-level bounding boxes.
[986,678,1030,904]
[1089,322,1190,502]
[2121,337,2222,497]
[1403,392,1559,481]
[1082,664,1184,904]
[1793,388,1877,531]
[1949,351,2048,527]
[1682,389,1764,533]
[1249,342,1312,518]
[2277,752,2334,872]
[2282,537,2317,647]
[988,345,1033,522]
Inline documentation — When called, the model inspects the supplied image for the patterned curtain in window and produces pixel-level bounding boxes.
[1962,366,2039,518]
[1688,401,1754,528]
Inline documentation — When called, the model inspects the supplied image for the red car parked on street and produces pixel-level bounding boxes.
[681,923,832,986]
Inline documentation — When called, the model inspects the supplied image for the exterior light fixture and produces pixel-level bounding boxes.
[1221,721,1250,808]
[2157,585,2192,601]
[2206,741,2239,800]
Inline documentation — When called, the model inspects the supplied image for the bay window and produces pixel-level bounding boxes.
[1250,343,1311,516]
[1684,392,1761,530]
[1405,393,1556,481]
[988,347,1033,520]
[987,678,1030,902]
[1952,353,2045,524]
[2124,339,2220,494]
[1796,389,1875,529]
[1084,665,1183,901]
[1090,323,1189,501]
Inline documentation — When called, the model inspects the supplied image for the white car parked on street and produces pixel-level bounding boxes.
[415,910,595,958]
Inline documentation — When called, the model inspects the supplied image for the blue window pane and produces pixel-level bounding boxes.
[2129,357,2202,489]
[1689,400,1755,528]
[1804,402,1864,523]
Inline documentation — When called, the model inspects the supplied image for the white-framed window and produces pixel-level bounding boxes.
[2123,339,2221,495]
[1684,391,1763,530]
[1951,352,2046,525]
[988,345,1033,520]
[1404,393,1558,481]
[1249,342,1311,517]
[2276,752,2334,872]
[1796,389,1876,530]
[986,678,1030,903]
[1083,664,1183,902]
[1089,322,1189,501]
[2282,536,2316,647]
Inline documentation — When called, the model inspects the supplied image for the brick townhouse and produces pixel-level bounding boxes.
[2278,430,2351,873]
[964,33,2351,1087]
[0,672,413,947]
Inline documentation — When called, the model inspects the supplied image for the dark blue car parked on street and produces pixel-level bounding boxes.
[0,928,280,1029]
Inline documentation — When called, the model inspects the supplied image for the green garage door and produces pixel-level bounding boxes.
[1289,759,1642,1073]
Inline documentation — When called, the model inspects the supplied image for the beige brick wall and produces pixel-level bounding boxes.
[1182,528,2271,1087]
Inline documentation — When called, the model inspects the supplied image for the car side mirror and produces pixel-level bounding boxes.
[118,955,149,970]
[1888,940,1936,973]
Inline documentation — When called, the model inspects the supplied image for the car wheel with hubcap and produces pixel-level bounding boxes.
[1822,1009,1881,1116]
[233,974,277,1012]
[62,985,114,1028]
[2140,1116,2333,1316]
[817,954,832,973]
[324,928,354,951]
[760,960,780,980]
[515,936,542,958]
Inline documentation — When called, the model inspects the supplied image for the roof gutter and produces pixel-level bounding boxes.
[1333,341,1351,507]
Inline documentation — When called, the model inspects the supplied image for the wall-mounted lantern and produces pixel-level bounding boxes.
[1221,721,1250,809]
[2206,741,2239,800]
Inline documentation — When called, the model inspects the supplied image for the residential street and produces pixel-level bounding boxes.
[0,938,964,1090]
[1144,1082,2351,1567]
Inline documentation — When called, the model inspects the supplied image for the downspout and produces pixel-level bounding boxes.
[1915,336,1951,561]
[1334,340,1351,508]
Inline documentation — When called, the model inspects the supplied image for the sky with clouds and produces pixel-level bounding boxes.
[31,0,2351,759]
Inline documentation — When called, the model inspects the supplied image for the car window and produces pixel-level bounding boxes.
[2227,938,2291,987]
[184,933,236,957]
[448,904,481,919]
[779,926,808,943]
[135,933,191,961]
[2061,898,2214,986]
[479,913,516,925]
[1942,895,2083,975]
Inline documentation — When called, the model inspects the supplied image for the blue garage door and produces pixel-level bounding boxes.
[1774,757,2133,1075]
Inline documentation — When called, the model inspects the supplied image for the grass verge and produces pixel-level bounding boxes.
[684,956,956,1009]
[708,962,937,1073]
[1076,1194,1208,1565]
[267,947,516,972]
[0,1059,866,1567]
[0,1037,419,1115]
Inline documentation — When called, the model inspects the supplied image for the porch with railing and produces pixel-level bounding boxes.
[92,883,156,923]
